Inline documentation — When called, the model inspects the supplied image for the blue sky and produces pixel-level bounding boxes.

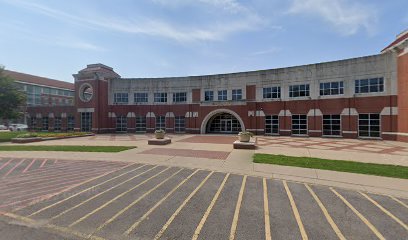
[0,0,407,82]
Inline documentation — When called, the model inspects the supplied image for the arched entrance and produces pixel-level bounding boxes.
[200,109,245,134]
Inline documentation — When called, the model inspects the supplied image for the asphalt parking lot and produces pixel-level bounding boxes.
[0,158,407,240]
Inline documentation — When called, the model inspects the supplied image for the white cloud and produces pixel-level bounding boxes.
[250,47,281,56]
[3,0,274,43]
[288,0,377,36]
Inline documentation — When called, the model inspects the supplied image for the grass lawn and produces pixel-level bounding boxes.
[253,153,408,179]
[0,131,28,142]
[0,145,136,152]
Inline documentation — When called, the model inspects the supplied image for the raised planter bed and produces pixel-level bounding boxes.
[11,134,95,144]
[233,137,257,149]
[148,138,171,145]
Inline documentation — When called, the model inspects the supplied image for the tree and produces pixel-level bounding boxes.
[0,67,26,121]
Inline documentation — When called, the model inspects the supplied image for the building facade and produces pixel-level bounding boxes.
[23,31,408,141]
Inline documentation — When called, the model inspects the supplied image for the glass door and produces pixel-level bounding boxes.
[220,119,232,133]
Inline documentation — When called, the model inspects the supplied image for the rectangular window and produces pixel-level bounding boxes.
[54,117,62,131]
[175,116,185,133]
[173,92,187,103]
[232,89,242,101]
[320,81,344,96]
[114,93,128,104]
[218,90,227,101]
[292,115,307,135]
[355,78,384,94]
[265,115,279,134]
[135,116,146,132]
[322,115,341,136]
[156,116,166,130]
[154,93,167,103]
[81,112,92,132]
[289,84,310,98]
[67,116,75,131]
[42,117,49,131]
[134,93,148,103]
[30,117,37,130]
[359,114,380,138]
[116,116,127,132]
[263,87,281,99]
[204,91,214,101]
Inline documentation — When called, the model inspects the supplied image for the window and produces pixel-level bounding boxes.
[116,116,127,132]
[30,117,37,129]
[232,89,242,101]
[81,112,92,132]
[359,114,380,138]
[135,116,147,132]
[355,78,384,94]
[289,84,310,98]
[175,116,185,133]
[54,117,62,131]
[154,93,167,103]
[67,116,75,131]
[263,87,281,99]
[173,92,187,103]
[42,117,49,131]
[292,115,307,135]
[265,115,279,134]
[218,90,227,101]
[204,91,214,101]
[320,81,344,96]
[322,115,341,136]
[156,116,166,130]
[134,93,148,103]
[114,93,128,104]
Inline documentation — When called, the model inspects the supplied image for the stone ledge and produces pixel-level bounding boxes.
[11,137,42,143]
[148,138,172,145]
[233,139,256,149]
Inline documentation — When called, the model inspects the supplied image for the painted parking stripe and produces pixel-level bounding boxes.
[39,159,48,168]
[3,159,26,178]
[153,171,214,240]
[283,180,308,240]
[330,188,386,240]
[49,165,154,220]
[26,163,143,217]
[192,173,230,240]
[68,167,171,227]
[389,195,408,209]
[229,175,247,240]
[22,159,36,173]
[123,169,200,235]
[305,184,346,240]
[263,178,272,240]
[88,168,184,237]
[0,159,14,171]
[360,192,408,231]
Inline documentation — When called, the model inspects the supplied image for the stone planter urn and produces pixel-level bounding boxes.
[154,130,165,139]
[238,131,253,142]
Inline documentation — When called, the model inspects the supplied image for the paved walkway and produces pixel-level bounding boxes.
[0,134,408,198]
[1,160,407,240]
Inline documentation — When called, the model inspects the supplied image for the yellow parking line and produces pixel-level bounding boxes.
[89,168,184,236]
[229,175,247,240]
[192,173,230,240]
[27,163,144,217]
[330,188,385,240]
[69,167,170,227]
[360,192,408,231]
[388,195,408,209]
[153,171,214,240]
[50,165,157,220]
[263,178,272,240]
[283,181,308,240]
[304,184,346,240]
[3,212,106,240]
[124,169,200,235]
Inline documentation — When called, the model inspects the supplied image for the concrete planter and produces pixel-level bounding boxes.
[155,132,165,139]
[238,134,251,142]
[11,137,42,143]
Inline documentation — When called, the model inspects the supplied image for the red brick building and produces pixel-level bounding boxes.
[24,31,408,141]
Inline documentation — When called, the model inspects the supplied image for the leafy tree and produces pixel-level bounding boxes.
[0,67,26,121]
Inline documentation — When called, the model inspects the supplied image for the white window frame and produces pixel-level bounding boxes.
[156,116,166,130]
[263,86,281,99]
[322,115,342,136]
[114,93,129,104]
[358,113,381,138]
[218,90,227,101]
[173,92,187,103]
[134,93,148,103]
[355,78,384,94]
[265,115,279,135]
[175,116,185,133]
[154,93,167,103]
[320,81,344,96]
[291,114,307,135]
[204,90,214,101]
[232,89,242,101]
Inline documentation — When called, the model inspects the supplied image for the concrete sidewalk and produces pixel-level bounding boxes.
[1,134,407,199]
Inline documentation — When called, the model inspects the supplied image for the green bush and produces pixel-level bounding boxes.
[16,133,38,138]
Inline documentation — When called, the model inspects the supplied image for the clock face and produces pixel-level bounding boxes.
[79,83,94,102]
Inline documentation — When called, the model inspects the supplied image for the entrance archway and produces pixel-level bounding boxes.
[200,109,245,134]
